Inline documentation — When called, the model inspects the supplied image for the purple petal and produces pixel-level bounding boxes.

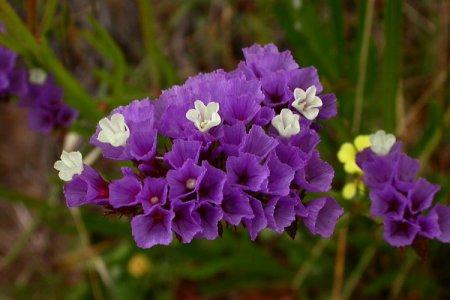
[64,165,109,207]
[432,204,450,243]
[417,211,440,239]
[221,123,246,156]
[28,107,55,133]
[164,139,202,169]
[408,178,440,214]
[303,197,343,238]
[171,201,202,243]
[394,153,420,192]
[242,197,267,241]
[109,168,141,208]
[369,186,407,219]
[240,125,278,160]
[131,207,174,248]
[294,151,333,192]
[383,218,419,247]
[275,143,307,171]
[260,71,292,107]
[136,177,168,212]
[264,152,295,196]
[288,67,323,94]
[198,161,227,204]
[194,202,223,240]
[265,196,297,233]
[221,186,254,225]
[56,105,78,127]
[226,153,269,192]
[166,159,206,200]
[317,93,337,119]
[252,106,275,126]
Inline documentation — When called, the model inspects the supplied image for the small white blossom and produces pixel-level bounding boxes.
[292,86,323,120]
[370,130,396,156]
[186,100,221,132]
[271,108,300,138]
[97,113,130,147]
[29,68,47,85]
[54,151,84,181]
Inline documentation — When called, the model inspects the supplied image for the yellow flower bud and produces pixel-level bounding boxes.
[128,254,151,277]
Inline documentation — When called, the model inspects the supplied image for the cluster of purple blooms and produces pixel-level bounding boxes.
[60,44,344,248]
[0,42,77,132]
[356,142,450,247]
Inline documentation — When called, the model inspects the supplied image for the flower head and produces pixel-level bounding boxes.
[370,130,396,156]
[186,100,221,132]
[292,86,323,120]
[271,108,300,138]
[97,113,130,147]
[54,151,84,181]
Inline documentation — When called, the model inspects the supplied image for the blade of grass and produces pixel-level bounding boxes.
[342,245,377,300]
[381,0,402,132]
[352,0,375,133]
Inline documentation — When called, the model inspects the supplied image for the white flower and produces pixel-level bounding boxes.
[186,100,221,132]
[28,68,47,85]
[292,86,323,120]
[271,108,300,138]
[370,130,396,156]
[54,151,84,181]
[97,113,130,147]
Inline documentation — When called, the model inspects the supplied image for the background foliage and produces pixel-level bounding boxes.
[0,0,449,299]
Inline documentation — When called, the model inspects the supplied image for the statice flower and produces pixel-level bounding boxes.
[19,71,78,133]
[56,44,343,248]
[0,45,27,99]
[356,130,449,247]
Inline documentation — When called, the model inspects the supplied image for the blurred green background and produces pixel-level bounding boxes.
[0,0,449,299]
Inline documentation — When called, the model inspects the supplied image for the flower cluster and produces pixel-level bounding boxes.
[0,36,77,132]
[357,130,450,247]
[0,45,27,99]
[18,70,78,133]
[56,44,343,248]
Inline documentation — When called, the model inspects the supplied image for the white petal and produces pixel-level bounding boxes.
[207,102,220,113]
[186,109,199,123]
[294,88,306,100]
[302,108,320,120]
[306,86,317,98]
[309,96,323,108]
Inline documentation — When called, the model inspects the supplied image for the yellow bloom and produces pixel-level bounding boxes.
[337,135,371,174]
[354,135,371,152]
[128,254,151,277]
[342,180,365,199]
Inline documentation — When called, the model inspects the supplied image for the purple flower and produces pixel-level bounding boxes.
[394,153,420,192]
[136,177,168,212]
[131,206,174,248]
[109,168,142,208]
[252,107,275,126]
[91,99,156,161]
[265,195,297,233]
[242,197,267,241]
[383,218,420,247]
[64,165,109,207]
[171,201,202,243]
[221,186,253,225]
[260,72,292,107]
[303,197,343,238]
[294,151,333,192]
[407,178,440,214]
[164,139,202,169]
[28,107,56,133]
[417,211,440,239]
[221,123,246,156]
[166,159,206,200]
[238,43,299,78]
[240,125,278,160]
[317,93,337,120]
[197,161,226,204]
[264,152,295,196]
[432,204,450,243]
[369,186,407,219]
[226,153,269,192]
[194,202,223,240]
